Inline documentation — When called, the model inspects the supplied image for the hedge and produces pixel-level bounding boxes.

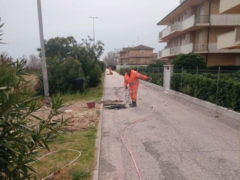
[171,72,240,112]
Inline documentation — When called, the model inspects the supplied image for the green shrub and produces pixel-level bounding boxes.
[38,37,104,94]
[119,68,125,75]
[87,63,102,87]
[148,62,165,68]
[171,72,240,111]
[172,53,207,69]
[97,60,106,72]
[0,59,65,179]
[46,57,84,93]
[147,73,163,86]
[207,66,240,71]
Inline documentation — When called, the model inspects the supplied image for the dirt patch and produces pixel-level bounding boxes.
[32,101,100,131]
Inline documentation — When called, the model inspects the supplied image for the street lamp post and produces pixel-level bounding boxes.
[89,16,98,44]
[37,0,50,104]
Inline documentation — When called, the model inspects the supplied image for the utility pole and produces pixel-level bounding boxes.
[89,16,98,44]
[37,0,50,104]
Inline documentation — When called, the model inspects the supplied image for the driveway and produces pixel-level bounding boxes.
[99,71,240,180]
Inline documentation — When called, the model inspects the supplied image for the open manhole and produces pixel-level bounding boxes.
[102,100,127,110]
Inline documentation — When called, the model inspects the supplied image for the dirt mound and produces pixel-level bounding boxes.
[33,101,100,131]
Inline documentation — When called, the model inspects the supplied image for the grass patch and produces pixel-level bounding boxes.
[32,127,97,180]
[62,74,104,103]
[27,73,104,179]
[71,169,91,180]
[23,73,39,91]
[23,72,105,104]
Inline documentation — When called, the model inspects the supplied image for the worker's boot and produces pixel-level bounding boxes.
[130,101,137,108]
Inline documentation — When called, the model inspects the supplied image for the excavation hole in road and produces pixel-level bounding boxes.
[102,100,127,110]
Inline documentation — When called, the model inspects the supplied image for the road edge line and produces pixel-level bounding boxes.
[93,73,106,180]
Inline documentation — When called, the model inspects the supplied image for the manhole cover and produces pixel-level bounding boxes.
[102,100,126,110]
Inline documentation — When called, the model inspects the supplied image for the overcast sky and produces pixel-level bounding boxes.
[0,0,179,59]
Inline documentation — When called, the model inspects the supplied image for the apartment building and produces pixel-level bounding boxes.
[157,0,240,66]
[119,45,155,66]
[217,0,240,50]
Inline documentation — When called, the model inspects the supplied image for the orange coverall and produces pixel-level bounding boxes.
[109,67,113,75]
[124,70,148,102]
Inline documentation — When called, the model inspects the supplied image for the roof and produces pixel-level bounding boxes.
[122,47,132,51]
[157,0,190,25]
[120,45,154,53]
[131,45,154,50]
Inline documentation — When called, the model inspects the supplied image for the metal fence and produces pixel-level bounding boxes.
[119,65,240,112]
[171,66,240,112]
[131,66,164,86]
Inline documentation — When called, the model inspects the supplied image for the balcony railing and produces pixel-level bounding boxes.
[159,32,163,40]
[159,16,195,40]
[158,48,170,58]
[209,43,240,52]
[159,15,204,40]
[195,15,209,24]
[162,48,171,57]
[217,29,237,49]
[121,55,154,59]
[236,27,240,42]
[170,47,181,55]
[195,42,240,52]
[158,43,193,58]
[194,43,208,52]
[220,0,240,13]
[159,13,240,41]
[211,14,240,26]
[159,26,172,40]
[172,43,193,55]
[158,51,162,59]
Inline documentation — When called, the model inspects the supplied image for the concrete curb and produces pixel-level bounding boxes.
[92,102,103,180]
[140,80,165,91]
[92,76,105,180]
[141,80,240,120]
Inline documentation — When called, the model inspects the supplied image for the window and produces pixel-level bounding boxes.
[236,56,240,66]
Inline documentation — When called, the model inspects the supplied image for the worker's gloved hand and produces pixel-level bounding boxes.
[148,77,152,82]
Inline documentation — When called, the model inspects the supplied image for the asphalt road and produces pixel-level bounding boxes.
[99,71,240,180]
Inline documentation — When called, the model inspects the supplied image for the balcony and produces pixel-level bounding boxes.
[209,43,240,53]
[159,15,195,41]
[159,24,178,41]
[194,42,240,53]
[220,0,240,14]
[158,43,193,59]
[159,14,240,42]
[211,14,240,26]
[159,48,171,58]
[217,28,240,49]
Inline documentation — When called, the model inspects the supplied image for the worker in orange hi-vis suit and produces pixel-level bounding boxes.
[109,66,113,75]
[124,68,151,107]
